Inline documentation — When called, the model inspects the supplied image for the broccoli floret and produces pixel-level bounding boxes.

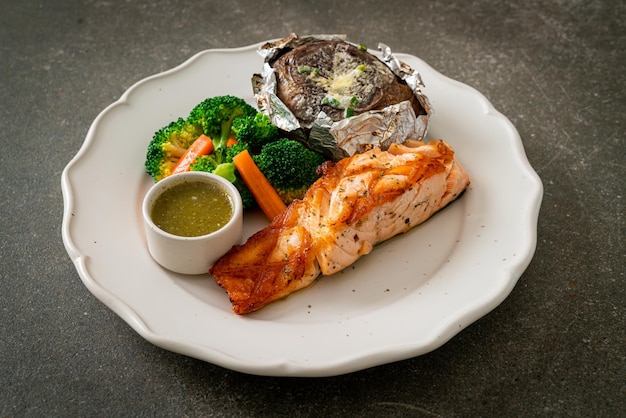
[189,153,237,182]
[186,95,256,185]
[253,138,326,204]
[189,139,249,179]
[232,112,281,150]
[212,163,236,183]
[188,154,217,173]
[145,117,204,181]
[233,177,257,210]
[225,140,250,163]
[187,95,257,148]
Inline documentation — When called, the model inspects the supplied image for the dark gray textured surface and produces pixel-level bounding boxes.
[1,0,624,416]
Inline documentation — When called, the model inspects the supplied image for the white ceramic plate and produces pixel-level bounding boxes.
[61,41,543,377]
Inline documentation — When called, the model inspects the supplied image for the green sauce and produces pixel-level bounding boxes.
[151,181,233,237]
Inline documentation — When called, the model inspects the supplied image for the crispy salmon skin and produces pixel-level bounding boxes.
[210,140,470,314]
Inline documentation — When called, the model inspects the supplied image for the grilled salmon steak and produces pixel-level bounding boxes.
[210,139,470,314]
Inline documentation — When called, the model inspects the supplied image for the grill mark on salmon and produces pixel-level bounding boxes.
[210,140,470,314]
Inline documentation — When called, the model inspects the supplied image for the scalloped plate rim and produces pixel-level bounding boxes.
[61,41,543,377]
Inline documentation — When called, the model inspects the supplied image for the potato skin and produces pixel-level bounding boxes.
[271,40,425,129]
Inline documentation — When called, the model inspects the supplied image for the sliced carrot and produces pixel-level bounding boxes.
[232,149,287,221]
[172,134,214,175]
[226,137,238,148]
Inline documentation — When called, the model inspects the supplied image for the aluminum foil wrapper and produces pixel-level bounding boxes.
[252,33,432,161]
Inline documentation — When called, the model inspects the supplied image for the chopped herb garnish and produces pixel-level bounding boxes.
[322,96,341,108]
[298,66,319,75]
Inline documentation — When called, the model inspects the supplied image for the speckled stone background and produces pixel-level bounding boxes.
[1,0,624,416]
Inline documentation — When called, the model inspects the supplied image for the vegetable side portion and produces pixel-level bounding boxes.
[144,95,328,220]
